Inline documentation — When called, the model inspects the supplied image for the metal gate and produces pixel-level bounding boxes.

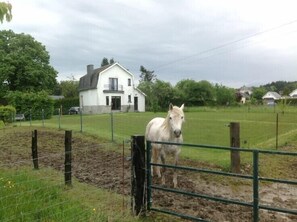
[146,140,297,222]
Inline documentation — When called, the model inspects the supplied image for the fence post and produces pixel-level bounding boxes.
[80,109,83,133]
[58,108,61,130]
[131,135,145,216]
[253,151,259,222]
[146,140,152,211]
[42,109,45,127]
[230,122,241,173]
[29,109,32,126]
[110,112,114,142]
[64,130,72,186]
[31,129,39,169]
[276,113,279,150]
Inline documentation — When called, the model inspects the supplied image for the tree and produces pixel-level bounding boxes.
[251,87,266,104]
[215,84,236,106]
[109,58,115,64]
[58,80,79,98]
[175,79,215,106]
[100,57,116,67]
[0,30,57,97]
[139,65,156,83]
[0,2,12,23]
[101,57,109,67]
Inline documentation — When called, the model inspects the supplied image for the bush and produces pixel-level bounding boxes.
[0,105,16,123]
[6,91,54,120]
[54,97,79,115]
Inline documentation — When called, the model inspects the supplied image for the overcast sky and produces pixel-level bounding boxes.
[2,0,297,88]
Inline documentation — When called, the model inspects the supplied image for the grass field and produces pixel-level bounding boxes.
[12,105,297,168]
[0,167,166,222]
[1,106,297,222]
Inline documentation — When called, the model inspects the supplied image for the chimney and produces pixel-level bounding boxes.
[87,64,94,75]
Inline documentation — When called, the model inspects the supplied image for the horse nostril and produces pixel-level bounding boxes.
[174,130,181,137]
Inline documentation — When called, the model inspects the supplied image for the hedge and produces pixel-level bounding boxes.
[6,91,54,120]
[0,105,16,123]
[54,97,79,115]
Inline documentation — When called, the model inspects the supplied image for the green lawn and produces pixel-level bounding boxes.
[17,105,297,168]
[0,168,140,222]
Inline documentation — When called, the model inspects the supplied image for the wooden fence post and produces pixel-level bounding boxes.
[31,129,39,169]
[230,122,241,173]
[131,135,145,216]
[64,130,72,186]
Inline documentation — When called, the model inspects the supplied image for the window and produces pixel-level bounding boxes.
[128,78,131,86]
[106,96,109,106]
[109,78,118,90]
[128,95,131,103]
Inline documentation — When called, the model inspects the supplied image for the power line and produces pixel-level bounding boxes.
[153,18,297,71]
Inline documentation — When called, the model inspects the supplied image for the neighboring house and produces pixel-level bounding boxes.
[289,89,297,97]
[262,91,281,105]
[239,86,253,96]
[78,62,145,114]
[239,92,250,104]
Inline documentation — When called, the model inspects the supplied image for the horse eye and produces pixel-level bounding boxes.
[169,116,172,120]
[181,116,184,119]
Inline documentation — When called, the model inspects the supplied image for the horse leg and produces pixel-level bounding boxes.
[152,147,161,177]
[160,153,166,185]
[173,153,179,188]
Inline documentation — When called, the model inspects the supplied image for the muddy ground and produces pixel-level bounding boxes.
[0,128,296,222]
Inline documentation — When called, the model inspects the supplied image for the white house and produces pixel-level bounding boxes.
[78,62,145,114]
[262,91,281,105]
[289,89,297,97]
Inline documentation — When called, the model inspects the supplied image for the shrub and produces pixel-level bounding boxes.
[0,105,16,123]
[54,97,79,115]
[6,91,54,120]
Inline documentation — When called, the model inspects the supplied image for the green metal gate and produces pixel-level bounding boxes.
[146,140,297,222]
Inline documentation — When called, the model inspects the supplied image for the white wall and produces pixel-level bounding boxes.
[80,63,145,113]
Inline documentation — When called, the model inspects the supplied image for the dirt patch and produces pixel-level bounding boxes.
[0,127,296,222]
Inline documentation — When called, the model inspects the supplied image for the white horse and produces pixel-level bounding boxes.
[145,103,185,188]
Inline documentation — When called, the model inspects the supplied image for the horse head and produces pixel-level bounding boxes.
[167,103,185,138]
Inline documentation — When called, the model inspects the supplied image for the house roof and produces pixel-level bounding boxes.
[289,89,297,97]
[262,91,281,100]
[78,63,114,92]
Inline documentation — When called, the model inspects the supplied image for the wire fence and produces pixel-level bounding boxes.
[0,129,133,222]
[12,107,297,150]
[2,106,297,221]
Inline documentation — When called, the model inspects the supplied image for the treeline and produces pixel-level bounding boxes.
[138,79,236,111]
[138,67,297,111]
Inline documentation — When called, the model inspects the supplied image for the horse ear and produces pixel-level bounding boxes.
[169,103,173,110]
[180,104,184,110]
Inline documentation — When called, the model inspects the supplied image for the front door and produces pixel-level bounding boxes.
[134,97,138,111]
[111,96,121,110]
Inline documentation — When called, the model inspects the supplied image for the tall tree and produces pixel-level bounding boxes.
[0,2,12,23]
[59,80,79,98]
[109,58,115,64]
[101,57,109,67]
[0,30,57,96]
[139,65,156,83]
[215,84,236,106]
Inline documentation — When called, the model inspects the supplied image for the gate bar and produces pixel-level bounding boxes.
[151,207,210,222]
[151,185,253,208]
[146,141,152,211]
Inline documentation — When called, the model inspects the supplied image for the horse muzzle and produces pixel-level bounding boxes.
[174,129,182,138]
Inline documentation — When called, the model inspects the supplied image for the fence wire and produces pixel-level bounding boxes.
[0,128,133,222]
